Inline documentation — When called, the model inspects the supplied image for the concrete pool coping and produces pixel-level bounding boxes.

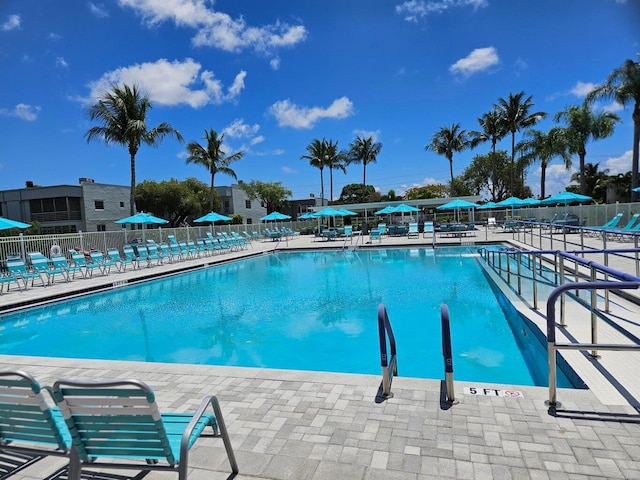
[1,230,640,479]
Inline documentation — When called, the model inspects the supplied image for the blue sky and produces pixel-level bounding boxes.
[1,0,638,201]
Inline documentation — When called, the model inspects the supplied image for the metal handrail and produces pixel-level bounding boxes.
[441,304,455,403]
[546,279,640,407]
[377,304,397,398]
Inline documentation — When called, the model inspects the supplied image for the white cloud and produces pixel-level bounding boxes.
[601,100,624,113]
[250,135,265,145]
[222,118,260,139]
[0,103,41,121]
[269,96,354,129]
[1,14,20,31]
[118,0,306,65]
[56,57,68,68]
[449,46,499,78]
[88,2,109,18]
[570,81,596,97]
[395,0,488,22]
[352,129,381,143]
[282,166,298,174]
[603,150,632,174]
[85,58,245,107]
[270,57,280,70]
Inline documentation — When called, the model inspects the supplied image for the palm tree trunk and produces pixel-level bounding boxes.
[510,131,516,196]
[579,151,587,196]
[320,168,325,203]
[632,104,640,200]
[540,163,547,199]
[209,172,215,211]
[129,151,136,217]
[329,167,334,203]
[448,155,454,184]
[491,142,497,201]
[363,162,367,186]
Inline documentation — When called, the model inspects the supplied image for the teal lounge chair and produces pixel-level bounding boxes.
[89,251,117,274]
[122,245,140,269]
[28,254,70,284]
[0,270,24,294]
[52,377,238,479]
[6,258,46,288]
[608,213,640,240]
[146,243,162,265]
[369,229,381,243]
[70,251,104,277]
[407,223,419,238]
[51,254,86,279]
[0,371,72,468]
[423,222,434,238]
[589,213,623,237]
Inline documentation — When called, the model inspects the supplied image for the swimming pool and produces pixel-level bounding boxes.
[0,247,578,387]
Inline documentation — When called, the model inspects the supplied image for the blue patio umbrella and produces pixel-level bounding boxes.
[540,191,592,205]
[521,198,541,206]
[436,199,478,223]
[260,211,291,221]
[0,217,30,230]
[632,187,640,193]
[194,212,232,223]
[115,212,168,242]
[336,208,357,216]
[392,203,419,213]
[476,201,497,210]
[495,196,530,208]
[374,205,396,215]
[298,212,315,219]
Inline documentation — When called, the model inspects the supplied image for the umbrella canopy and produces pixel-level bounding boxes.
[476,201,497,210]
[436,199,478,211]
[392,203,419,213]
[495,196,530,208]
[260,211,291,221]
[115,212,169,225]
[298,212,315,219]
[374,205,396,215]
[194,212,232,223]
[521,197,541,207]
[632,187,640,193]
[0,217,30,230]
[311,207,343,218]
[336,208,357,216]
[540,191,592,205]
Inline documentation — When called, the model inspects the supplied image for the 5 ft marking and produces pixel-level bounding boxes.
[464,387,524,398]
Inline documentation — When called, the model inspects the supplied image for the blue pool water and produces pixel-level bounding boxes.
[0,247,578,387]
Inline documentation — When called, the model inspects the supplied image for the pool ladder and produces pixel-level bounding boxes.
[378,303,456,402]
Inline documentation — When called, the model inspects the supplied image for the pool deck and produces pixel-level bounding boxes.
[1,229,640,479]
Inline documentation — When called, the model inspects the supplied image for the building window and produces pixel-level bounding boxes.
[97,224,106,232]
[95,200,105,210]
[223,200,230,211]
[120,201,125,208]
[245,200,251,209]
[247,218,252,224]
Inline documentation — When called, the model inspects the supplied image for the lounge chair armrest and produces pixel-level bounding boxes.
[180,395,238,474]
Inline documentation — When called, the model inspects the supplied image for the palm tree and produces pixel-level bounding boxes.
[585,56,640,199]
[495,91,547,195]
[554,104,620,195]
[347,135,382,186]
[470,109,507,200]
[323,139,347,203]
[570,162,609,202]
[186,128,244,211]
[301,138,329,202]
[85,84,184,216]
[425,123,472,184]
[517,127,571,199]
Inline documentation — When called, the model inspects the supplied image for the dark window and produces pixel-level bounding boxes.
[55,197,67,210]
[120,201,125,208]
[245,200,251,209]
[97,224,106,232]
[223,200,230,211]
[95,200,105,210]
[247,218,252,224]
[42,198,54,212]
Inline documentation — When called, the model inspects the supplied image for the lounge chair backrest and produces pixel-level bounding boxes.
[602,213,623,228]
[423,222,434,232]
[0,370,70,452]
[53,379,178,464]
[71,252,87,266]
[618,213,639,230]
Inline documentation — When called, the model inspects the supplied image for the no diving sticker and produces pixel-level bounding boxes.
[464,387,524,398]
